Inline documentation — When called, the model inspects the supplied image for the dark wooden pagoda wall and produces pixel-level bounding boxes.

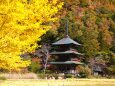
[56,55,77,61]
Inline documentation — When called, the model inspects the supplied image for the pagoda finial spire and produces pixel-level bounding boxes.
[66,19,69,37]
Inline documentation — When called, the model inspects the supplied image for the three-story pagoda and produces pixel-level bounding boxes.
[49,22,83,74]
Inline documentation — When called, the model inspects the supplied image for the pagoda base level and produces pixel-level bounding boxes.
[49,63,81,74]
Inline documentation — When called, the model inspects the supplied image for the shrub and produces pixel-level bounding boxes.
[79,72,87,78]
[65,74,73,78]
[28,62,41,73]
[76,65,91,78]
[51,74,58,79]
[37,74,57,79]
[0,76,6,80]
[38,74,47,79]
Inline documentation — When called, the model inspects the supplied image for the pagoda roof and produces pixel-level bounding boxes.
[49,61,83,65]
[50,50,83,55]
[52,35,81,46]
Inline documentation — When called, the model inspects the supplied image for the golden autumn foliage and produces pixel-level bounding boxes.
[0,0,63,71]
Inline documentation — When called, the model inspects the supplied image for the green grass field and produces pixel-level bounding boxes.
[0,79,115,86]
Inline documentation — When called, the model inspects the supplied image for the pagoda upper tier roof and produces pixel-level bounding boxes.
[50,50,83,55]
[49,61,83,65]
[52,35,81,45]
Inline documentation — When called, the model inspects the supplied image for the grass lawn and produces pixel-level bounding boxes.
[0,79,115,86]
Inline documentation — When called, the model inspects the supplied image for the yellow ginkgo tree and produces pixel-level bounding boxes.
[0,0,63,71]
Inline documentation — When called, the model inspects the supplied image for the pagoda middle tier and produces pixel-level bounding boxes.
[50,50,83,56]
